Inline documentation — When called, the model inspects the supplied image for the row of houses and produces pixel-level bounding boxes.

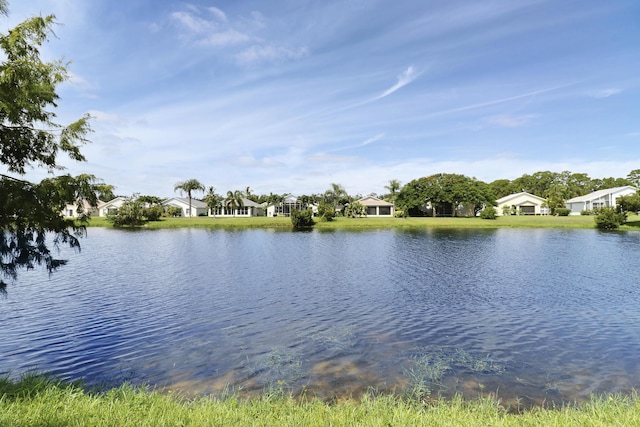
[64,195,396,218]
[495,185,638,216]
[64,186,638,219]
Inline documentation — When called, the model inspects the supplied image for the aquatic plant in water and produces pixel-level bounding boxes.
[250,347,306,393]
[403,346,506,398]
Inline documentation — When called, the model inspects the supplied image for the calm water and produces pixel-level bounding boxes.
[2,227,640,406]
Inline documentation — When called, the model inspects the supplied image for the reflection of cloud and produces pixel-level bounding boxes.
[488,115,535,128]
[236,45,309,65]
[590,88,622,98]
[374,66,421,100]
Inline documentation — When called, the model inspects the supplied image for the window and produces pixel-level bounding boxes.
[379,206,391,215]
[367,207,377,215]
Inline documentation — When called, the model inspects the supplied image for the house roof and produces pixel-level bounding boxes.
[239,198,262,207]
[496,192,546,204]
[357,196,394,206]
[98,196,126,209]
[162,197,208,208]
[566,186,638,203]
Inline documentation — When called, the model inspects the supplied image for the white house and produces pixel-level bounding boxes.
[565,186,638,215]
[62,199,101,218]
[211,198,264,217]
[162,197,208,217]
[98,197,127,217]
[266,195,305,217]
[495,192,549,216]
[357,196,395,217]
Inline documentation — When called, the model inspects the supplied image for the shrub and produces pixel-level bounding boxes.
[108,197,147,227]
[555,208,571,216]
[480,205,497,219]
[317,202,335,222]
[344,201,366,218]
[394,209,407,218]
[144,205,163,221]
[595,207,627,230]
[580,210,592,216]
[291,209,315,229]
[164,206,182,217]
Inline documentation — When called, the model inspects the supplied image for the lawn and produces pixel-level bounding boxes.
[87,214,640,231]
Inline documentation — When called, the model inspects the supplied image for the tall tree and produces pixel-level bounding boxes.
[396,173,493,217]
[224,190,245,216]
[323,183,349,209]
[627,169,640,188]
[384,179,401,204]
[1,5,99,289]
[203,186,222,216]
[174,179,205,217]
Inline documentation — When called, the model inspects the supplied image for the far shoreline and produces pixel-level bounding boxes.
[86,213,640,231]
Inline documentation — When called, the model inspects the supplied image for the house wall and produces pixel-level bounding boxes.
[99,199,126,216]
[496,194,546,216]
[567,187,637,215]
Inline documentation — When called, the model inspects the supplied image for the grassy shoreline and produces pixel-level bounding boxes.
[2,375,639,426]
[87,213,640,231]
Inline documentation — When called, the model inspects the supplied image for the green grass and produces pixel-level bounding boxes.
[88,214,640,231]
[2,374,640,426]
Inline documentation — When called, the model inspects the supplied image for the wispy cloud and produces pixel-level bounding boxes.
[589,88,622,99]
[170,6,251,47]
[426,84,573,118]
[374,66,421,100]
[488,114,536,128]
[229,156,286,168]
[235,45,309,65]
[361,133,385,146]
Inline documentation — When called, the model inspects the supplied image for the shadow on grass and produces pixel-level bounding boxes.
[625,219,640,228]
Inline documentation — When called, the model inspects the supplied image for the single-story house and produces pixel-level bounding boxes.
[162,197,209,217]
[565,186,638,215]
[62,199,101,218]
[495,192,549,216]
[267,195,305,217]
[357,196,395,217]
[98,196,127,217]
[211,198,264,217]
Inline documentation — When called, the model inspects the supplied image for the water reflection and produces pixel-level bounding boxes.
[1,227,640,407]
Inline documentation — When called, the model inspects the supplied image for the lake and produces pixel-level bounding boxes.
[2,227,640,406]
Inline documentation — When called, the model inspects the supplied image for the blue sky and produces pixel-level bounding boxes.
[4,0,639,198]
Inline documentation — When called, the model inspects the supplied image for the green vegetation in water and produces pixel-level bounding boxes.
[404,346,506,399]
[3,374,640,426]
[87,213,640,231]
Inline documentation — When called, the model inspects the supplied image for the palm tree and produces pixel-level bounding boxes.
[203,186,222,216]
[224,190,245,217]
[324,183,348,209]
[384,179,402,204]
[174,179,205,217]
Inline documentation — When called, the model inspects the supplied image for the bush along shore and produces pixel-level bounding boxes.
[2,374,640,427]
[86,213,640,231]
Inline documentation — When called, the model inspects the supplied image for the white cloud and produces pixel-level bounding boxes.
[374,66,421,100]
[207,7,228,23]
[202,30,251,46]
[590,88,622,98]
[361,133,385,146]
[229,156,286,168]
[235,45,309,65]
[170,6,251,47]
[488,114,536,128]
